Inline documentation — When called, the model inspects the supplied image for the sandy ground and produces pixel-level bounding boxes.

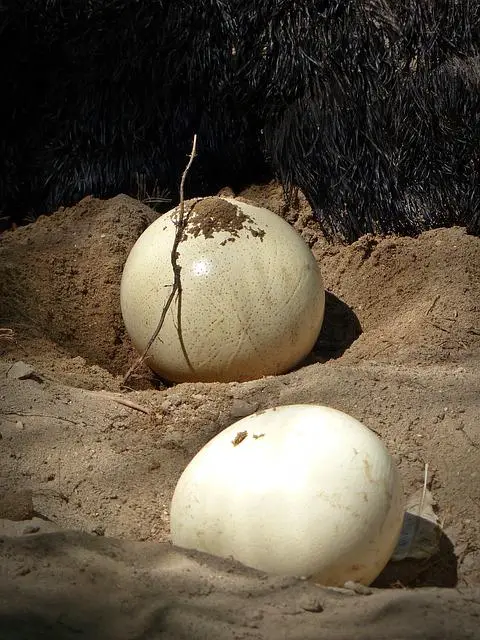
[0,184,479,639]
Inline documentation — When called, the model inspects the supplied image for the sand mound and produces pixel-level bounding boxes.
[0,195,157,379]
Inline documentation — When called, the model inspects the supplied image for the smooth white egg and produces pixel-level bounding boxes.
[170,404,405,586]
[120,197,325,383]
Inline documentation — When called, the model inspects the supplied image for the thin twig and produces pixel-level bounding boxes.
[418,462,429,518]
[425,294,440,316]
[0,412,79,425]
[97,393,151,415]
[124,135,198,384]
[428,321,451,333]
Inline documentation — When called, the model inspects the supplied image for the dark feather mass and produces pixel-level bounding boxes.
[1,0,479,241]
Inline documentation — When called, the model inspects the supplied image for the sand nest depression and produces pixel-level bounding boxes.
[0,184,479,639]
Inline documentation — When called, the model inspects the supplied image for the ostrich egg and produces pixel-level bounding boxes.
[170,404,405,586]
[120,197,325,383]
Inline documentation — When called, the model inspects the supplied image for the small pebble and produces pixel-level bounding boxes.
[343,581,373,595]
[230,399,258,419]
[7,361,35,380]
[23,525,40,535]
[299,596,324,613]
[92,525,105,536]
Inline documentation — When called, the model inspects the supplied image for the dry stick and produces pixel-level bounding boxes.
[418,462,429,518]
[0,411,79,425]
[123,135,198,385]
[96,392,151,415]
[425,294,440,316]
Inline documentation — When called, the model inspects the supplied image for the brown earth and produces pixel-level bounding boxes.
[0,184,479,639]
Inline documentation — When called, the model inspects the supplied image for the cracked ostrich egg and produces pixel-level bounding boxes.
[120,197,325,383]
[170,404,405,586]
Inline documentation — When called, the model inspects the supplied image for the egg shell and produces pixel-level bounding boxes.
[170,404,405,586]
[120,197,325,383]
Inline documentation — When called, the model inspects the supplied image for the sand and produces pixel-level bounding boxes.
[0,184,479,639]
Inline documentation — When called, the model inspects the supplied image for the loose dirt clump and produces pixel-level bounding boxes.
[0,184,479,639]
[180,196,266,244]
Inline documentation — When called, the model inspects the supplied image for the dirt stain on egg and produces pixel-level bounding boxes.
[232,430,248,446]
[363,456,377,484]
